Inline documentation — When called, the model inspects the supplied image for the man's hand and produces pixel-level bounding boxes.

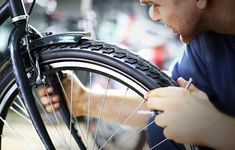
[38,86,61,112]
[145,77,235,149]
[38,73,88,116]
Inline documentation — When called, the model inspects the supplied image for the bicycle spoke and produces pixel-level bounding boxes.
[11,96,69,149]
[105,87,129,147]
[69,71,74,150]
[92,77,111,150]
[116,87,129,122]
[32,92,70,149]
[114,119,155,150]
[56,72,87,146]
[150,138,168,150]
[10,106,31,123]
[14,98,28,117]
[86,72,92,149]
[98,99,146,150]
[43,84,69,145]
[0,116,36,150]
[43,84,63,127]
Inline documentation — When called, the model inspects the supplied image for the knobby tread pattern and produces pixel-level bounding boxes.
[0,38,177,97]
[37,39,177,87]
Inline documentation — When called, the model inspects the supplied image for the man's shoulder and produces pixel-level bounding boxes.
[195,31,233,39]
[191,31,235,46]
[188,31,235,55]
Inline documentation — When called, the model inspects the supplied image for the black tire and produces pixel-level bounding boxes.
[0,38,177,150]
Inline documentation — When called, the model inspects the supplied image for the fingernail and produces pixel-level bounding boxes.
[52,95,58,101]
[177,77,184,81]
[47,87,53,93]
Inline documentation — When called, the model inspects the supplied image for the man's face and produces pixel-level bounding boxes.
[141,0,204,43]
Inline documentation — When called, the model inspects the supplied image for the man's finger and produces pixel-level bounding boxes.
[38,86,47,96]
[155,113,168,128]
[38,86,54,96]
[147,97,168,112]
[46,102,60,112]
[145,87,179,99]
[41,97,51,105]
[46,86,54,94]
[177,77,197,91]
[40,95,60,105]
[177,77,188,87]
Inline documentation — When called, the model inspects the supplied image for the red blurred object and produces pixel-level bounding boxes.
[153,45,166,69]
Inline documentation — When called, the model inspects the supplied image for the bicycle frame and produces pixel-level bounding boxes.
[0,0,23,25]
[0,0,89,149]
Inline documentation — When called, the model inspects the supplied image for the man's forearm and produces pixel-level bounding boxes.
[81,89,150,128]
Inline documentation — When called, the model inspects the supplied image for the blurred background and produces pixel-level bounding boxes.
[0,0,184,70]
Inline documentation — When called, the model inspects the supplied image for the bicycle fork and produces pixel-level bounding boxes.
[9,21,56,150]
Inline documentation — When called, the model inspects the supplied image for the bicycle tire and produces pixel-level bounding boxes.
[0,38,177,150]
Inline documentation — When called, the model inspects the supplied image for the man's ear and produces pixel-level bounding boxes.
[196,0,208,9]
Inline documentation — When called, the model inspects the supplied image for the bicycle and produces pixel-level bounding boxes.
[0,0,187,149]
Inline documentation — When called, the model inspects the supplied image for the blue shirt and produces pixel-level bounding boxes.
[172,31,235,116]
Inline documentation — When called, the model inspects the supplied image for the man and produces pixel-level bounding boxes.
[142,0,235,149]
[39,0,235,149]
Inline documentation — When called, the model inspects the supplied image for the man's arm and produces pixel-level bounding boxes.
[38,73,150,128]
[82,89,149,128]
[146,77,235,149]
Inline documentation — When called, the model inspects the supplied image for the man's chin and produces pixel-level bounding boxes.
[180,35,193,44]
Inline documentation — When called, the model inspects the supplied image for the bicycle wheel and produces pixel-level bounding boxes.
[0,38,177,150]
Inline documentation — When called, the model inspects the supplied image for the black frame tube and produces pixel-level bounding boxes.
[9,22,56,150]
[0,1,10,25]
[48,74,86,150]
[8,0,26,18]
[7,0,56,149]
[0,0,27,26]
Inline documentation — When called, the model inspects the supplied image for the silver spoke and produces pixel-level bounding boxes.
[32,91,70,149]
[69,71,74,150]
[116,87,129,122]
[115,120,155,149]
[86,72,92,149]
[150,138,168,150]
[10,106,31,123]
[92,78,111,150]
[56,72,87,146]
[13,100,28,117]
[106,87,129,147]
[0,116,34,150]
[98,99,146,150]
[17,95,27,111]
[43,84,64,127]
[43,84,69,146]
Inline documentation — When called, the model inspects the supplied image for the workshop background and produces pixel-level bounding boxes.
[0,0,183,70]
